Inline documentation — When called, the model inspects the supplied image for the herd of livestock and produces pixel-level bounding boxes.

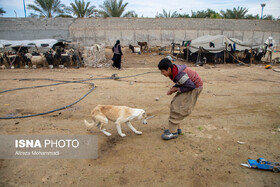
[0,41,276,69]
[182,44,268,65]
[0,46,82,69]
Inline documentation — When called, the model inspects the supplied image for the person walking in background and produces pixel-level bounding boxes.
[112,40,123,69]
[264,36,275,63]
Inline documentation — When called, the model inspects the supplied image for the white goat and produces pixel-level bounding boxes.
[25,53,47,67]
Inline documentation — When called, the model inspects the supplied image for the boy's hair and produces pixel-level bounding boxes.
[158,58,173,71]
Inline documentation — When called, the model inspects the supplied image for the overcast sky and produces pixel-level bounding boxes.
[1,0,279,18]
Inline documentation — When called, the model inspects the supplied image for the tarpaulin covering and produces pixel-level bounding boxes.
[189,35,261,53]
[0,39,60,49]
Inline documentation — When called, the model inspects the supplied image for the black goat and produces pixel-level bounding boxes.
[129,45,135,53]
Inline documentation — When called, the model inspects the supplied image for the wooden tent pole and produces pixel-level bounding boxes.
[186,46,189,62]
[250,47,253,66]
[224,43,227,64]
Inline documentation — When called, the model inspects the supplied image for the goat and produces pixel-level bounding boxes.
[72,51,82,67]
[25,53,47,67]
[213,52,230,64]
[137,41,148,52]
[0,52,9,68]
[54,48,62,67]
[232,50,248,64]
[44,51,54,66]
[0,52,4,66]
[18,52,31,67]
[129,44,135,53]
[32,51,40,56]
[61,53,71,67]
[4,53,21,68]
[60,49,72,67]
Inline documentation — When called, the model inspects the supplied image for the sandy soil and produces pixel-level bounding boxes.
[0,48,280,186]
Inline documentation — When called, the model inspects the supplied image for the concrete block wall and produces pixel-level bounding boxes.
[69,18,280,46]
[0,18,74,40]
[1,17,279,47]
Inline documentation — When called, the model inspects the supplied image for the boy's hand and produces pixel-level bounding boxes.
[167,87,178,95]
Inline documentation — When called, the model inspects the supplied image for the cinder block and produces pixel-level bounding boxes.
[185,30,198,40]
[135,30,149,42]
[121,30,134,45]
[252,31,264,45]
[95,30,106,43]
[174,30,186,43]
[197,30,210,37]
[233,31,244,40]
[161,30,174,42]
[210,30,222,35]
[106,30,122,45]
[243,31,254,44]
[223,30,234,38]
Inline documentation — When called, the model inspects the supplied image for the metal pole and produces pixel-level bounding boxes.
[261,3,266,20]
[23,0,27,18]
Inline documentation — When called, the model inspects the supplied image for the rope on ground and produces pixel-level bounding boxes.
[0,71,157,119]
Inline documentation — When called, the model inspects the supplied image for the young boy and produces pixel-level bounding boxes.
[158,58,203,140]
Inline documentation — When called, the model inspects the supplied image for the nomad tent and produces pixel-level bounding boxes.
[189,35,261,53]
[0,39,71,54]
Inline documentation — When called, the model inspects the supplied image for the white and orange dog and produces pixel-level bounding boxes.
[84,105,150,137]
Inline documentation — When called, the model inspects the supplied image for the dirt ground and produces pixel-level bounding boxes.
[0,48,280,187]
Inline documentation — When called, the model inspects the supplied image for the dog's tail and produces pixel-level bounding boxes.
[84,119,95,129]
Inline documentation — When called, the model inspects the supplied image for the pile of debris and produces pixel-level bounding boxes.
[82,44,108,68]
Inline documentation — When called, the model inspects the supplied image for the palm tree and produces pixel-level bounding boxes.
[0,8,6,16]
[156,9,178,18]
[245,14,259,20]
[210,13,222,19]
[263,15,274,20]
[27,0,65,18]
[65,0,96,18]
[98,0,136,17]
[220,6,248,19]
[191,9,219,18]
[177,13,190,18]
